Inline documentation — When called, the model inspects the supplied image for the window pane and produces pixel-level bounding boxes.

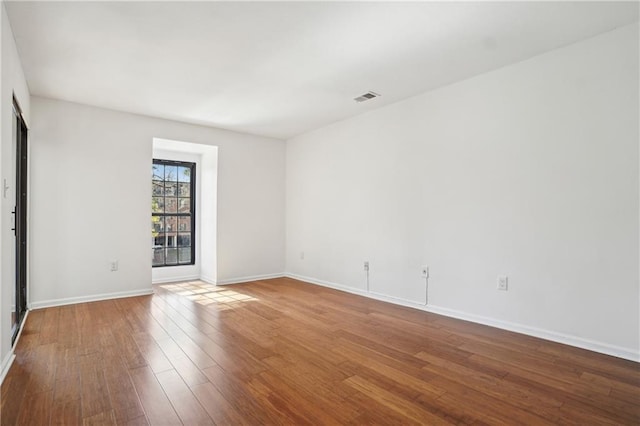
[166,248,178,265]
[152,164,164,181]
[165,216,177,233]
[178,198,191,213]
[178,216,191,232]
[178,248,191,264]
[178,166,191,183]
[152,197,164,213]
[178,183,190,197]
[165,165,178,182]
[165,182,177,197]
[152,181,164,196]
[165,198,177,213]
[152,160,195,267]
[177,233,191,247]
[152,216,164,235]
[152,248,165,266]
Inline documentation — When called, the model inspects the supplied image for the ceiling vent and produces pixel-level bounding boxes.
[354,91,380,103]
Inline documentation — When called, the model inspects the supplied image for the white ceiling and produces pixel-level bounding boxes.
[5,1,639,140]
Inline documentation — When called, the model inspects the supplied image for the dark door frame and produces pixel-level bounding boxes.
[12,96,28,346]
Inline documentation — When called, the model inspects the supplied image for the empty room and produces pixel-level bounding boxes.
[0,1,638,424]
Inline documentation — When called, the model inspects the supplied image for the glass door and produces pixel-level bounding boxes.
[12,98,28,345]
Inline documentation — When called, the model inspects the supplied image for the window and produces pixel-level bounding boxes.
[152,159,195,267]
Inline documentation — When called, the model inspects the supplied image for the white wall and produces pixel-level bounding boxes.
[286,23,640,360]
[29,97,285,307]
[200,146,218,284]
[0,3,30,378]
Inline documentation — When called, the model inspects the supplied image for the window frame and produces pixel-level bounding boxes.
[152,159,196,267]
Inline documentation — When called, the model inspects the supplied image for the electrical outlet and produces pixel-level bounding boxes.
[421,266,429,278]
[497,275,508,291]
[110,260,118,272]
[364,261,369,272]
[300,251,305,260]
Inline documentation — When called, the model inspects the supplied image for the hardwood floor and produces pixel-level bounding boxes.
[1,277,638,425]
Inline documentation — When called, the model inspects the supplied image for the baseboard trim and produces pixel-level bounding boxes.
[217,273,284,286]
[424,304,639,362]
[152,275,200,284]
[284,272,427,307]
[0,352,16,386]
[199,275,216,285]
[284,272,639,362]
[30,288,154,310]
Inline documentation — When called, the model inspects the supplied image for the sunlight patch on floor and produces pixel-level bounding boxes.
[159,281,258,308]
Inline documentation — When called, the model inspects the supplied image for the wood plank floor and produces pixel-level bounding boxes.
[1,277,638,425]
